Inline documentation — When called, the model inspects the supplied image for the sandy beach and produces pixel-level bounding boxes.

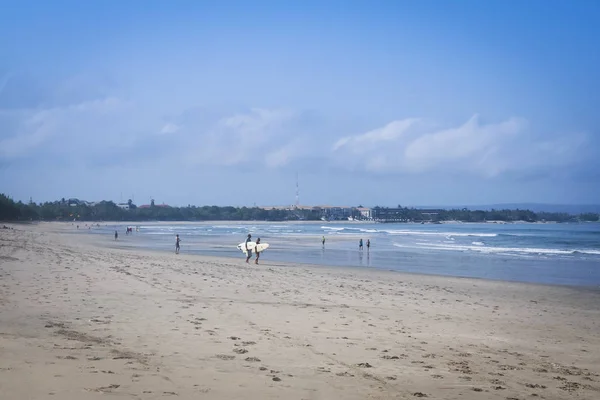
[1,223,599,399]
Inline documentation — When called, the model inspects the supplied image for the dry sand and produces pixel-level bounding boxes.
[1,223,599,400]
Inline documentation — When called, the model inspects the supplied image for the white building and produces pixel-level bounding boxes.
[357,207,372,219]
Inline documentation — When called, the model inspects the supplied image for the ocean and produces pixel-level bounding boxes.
[91,221,600,287]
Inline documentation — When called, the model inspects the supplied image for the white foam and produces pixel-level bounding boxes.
[393,242,600,257]
[383,230,497,238]
[321,226,344,231]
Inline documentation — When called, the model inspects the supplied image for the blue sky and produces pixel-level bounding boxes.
[1,0,599,207]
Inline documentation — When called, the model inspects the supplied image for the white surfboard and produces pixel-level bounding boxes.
[237,242,270,254]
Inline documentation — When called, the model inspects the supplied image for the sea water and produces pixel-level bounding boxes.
[90,222,600,287]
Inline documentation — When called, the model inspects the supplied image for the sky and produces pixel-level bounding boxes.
[1,0,599,207]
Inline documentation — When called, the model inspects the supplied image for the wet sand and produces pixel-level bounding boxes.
[1,222,599,399]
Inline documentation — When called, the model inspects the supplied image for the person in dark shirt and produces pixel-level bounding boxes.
[175,234,181,254]
[245,234,253,263]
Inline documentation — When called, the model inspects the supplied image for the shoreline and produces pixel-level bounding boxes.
[101,233,600,292]
[9,219,600,292]
[64,222,600,290]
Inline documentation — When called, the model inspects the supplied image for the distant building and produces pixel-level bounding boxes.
[67,198,97,207]
[258,205,374,220]
[357,207,372,219]
[320,206,353,220]
[117,203,130,210]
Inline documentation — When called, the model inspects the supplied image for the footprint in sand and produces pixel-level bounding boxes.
[215,354,235,360]
[524,383,547,389]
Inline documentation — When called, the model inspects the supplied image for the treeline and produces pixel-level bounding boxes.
[1,194,599,223]
[371,206,599,223]
[0,195,321,222]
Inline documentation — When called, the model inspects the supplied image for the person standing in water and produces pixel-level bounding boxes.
[114,230,118,241]
[359,238,363,250]
[322,236,326,248]
[175,234,181,254]
[366,239,370,251]
[245,234,253,263]
[255,238,261,264]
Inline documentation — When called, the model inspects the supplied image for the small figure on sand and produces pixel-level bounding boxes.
[245,234,253,263]
[366,239,370,251]
[114,230,118,241]
[359,238,363,250]
[322,236,326,248]
[175,234,181,254]
[255,238,261,264]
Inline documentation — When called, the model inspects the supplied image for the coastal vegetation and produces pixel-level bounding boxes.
[1,194,598,223]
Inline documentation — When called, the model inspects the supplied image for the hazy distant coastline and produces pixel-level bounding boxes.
[414,203,600,214]
[2,194,599,223]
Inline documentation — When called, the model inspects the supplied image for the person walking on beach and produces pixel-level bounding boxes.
[366,239,370,251]
[175,234,181,254]
[114,230,118,241]
[245,234,253,263]
[255,238,261,264]
[359,238,363,250]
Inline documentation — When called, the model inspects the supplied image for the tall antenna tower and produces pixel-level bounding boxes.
[295,172,299,208]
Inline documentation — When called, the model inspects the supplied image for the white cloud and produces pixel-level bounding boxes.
[0,96,142,161]
[264,139,309,168]
[332,115,586,177]
[159,122,180,134]
[333,118,419,152]
[181,108,307,167]
[0,100,313,170]
[221,108,295,135]
[403,115,526,175]
[1,93,589,182]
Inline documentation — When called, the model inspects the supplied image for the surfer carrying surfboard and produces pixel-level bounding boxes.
[255,238,261,264]
[245,234,253,263]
